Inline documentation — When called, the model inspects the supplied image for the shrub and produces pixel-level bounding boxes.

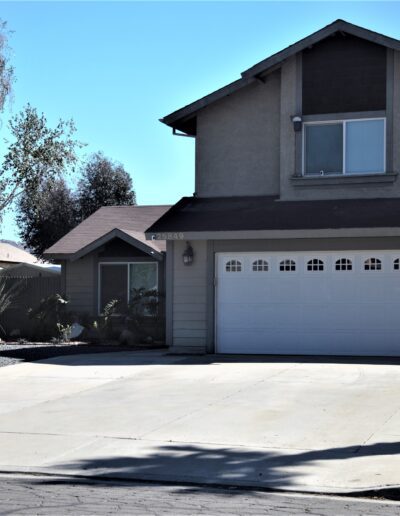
[127,288,165,342]
[0,278,23,337]
[28,293,73,341]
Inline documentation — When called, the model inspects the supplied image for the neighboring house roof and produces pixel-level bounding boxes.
[0,263,60,277]
[44,205,172,261]
[0,242,38,265]
[146,196,400,235]
[161,19,400,135]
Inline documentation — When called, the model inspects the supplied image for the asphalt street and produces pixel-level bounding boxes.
[0,475,400,515]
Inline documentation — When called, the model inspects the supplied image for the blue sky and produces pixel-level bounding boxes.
[1,1,400,242]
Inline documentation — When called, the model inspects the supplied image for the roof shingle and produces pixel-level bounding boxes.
[45,205,171,257]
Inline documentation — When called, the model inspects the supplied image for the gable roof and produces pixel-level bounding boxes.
[0,242,38,265]
[0,263,60,277]
[161,19,400,135]
[44,205,171,261]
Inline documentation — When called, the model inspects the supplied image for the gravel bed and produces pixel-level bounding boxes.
[0,355,22,367]
[0,341,165,367]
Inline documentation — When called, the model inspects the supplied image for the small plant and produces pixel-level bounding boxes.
[0,278,22,336]
[102,299,120,325]
[127,288,165,342]
[28,293,72,341]
[56,323,72,343]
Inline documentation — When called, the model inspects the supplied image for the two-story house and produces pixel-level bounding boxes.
[146,20,400,356]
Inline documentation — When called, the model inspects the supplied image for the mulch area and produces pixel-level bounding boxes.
[0,341,166,368]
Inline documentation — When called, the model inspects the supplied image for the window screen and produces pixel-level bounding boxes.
[304,119,385,176]
[129,263,158,296]
[345,119,385,174]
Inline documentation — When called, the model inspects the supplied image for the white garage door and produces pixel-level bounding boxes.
[216,251,400,356]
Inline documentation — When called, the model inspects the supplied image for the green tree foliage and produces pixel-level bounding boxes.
[0,104,81,217]
[77,152,136,219]
[17,178,78,259]
[16,151,136,259]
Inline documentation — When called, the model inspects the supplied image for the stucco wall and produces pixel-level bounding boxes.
[195,71,281,198]
[169,240,208,353]
[194,47,400,202]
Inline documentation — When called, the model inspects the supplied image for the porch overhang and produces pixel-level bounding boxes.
[45,228,164,261]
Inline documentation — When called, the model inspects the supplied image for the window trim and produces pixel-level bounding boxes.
[306,258,324,272]
[363,257,383,272]
[225,259,242,273]
[98,261,158,315]
[279,259,296,272]
[252,259,269,272]
[334,258,353,272]
[302,117,386,177]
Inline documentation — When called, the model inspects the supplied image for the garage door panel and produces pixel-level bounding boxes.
[357,278,388,298]
[300,279,331,302]
[272,280,301,301]
[216,251,400,356]
[218,303,276,330]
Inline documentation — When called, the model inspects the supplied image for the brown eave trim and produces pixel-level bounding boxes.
[242,19,400,79]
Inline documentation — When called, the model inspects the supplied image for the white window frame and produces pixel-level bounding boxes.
[305,258,325,273]
[252,259,269,272]
[225,259,242,273]
[363,257,383,272]
[333,257,354,272]
[302,117,386,176]
[279,258,297,272]
[98,261,158,315]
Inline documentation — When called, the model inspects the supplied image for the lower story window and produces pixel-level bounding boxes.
[99,262,158,314]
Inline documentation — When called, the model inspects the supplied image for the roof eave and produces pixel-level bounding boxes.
[242,19,400,78]
[44,228,164,262]
[161,19,400,130]
[161,76,256,134]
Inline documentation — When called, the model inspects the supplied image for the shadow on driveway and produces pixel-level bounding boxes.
[50,441,400,491]
[10,350,400,367]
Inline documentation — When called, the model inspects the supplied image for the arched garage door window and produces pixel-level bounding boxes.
[226,260,242,272]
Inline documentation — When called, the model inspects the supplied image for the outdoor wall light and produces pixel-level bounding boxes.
[292,115,302,132]
[182,242,194,266]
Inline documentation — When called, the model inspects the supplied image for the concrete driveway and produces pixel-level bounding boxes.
[0,351,400,493]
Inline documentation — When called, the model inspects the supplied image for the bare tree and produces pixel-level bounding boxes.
[0,20,14,114]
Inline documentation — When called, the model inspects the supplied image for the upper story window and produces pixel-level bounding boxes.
[304,118,385,176]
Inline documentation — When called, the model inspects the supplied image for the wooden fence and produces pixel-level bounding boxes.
[0,276,62,338]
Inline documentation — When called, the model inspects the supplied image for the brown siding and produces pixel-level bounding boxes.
[303,33,386,115]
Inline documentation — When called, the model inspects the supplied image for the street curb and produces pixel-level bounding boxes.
[0,467,400,501]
